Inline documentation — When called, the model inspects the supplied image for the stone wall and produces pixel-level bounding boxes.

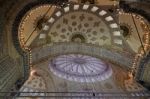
[0,0,34,93]
[0,56,21,92]
[142,62,150,84]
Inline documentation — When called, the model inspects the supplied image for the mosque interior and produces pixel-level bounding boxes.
[0,0,150,98]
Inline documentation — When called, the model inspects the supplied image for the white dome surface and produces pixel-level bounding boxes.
[49,54,112,82]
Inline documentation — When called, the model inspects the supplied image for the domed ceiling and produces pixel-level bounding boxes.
[38,4,122,47]
[49,54,112,82]
[17,3,150,54]
[49,11,112,45]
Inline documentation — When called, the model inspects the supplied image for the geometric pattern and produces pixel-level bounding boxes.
[49,54,112,82]
[19,74,46,96]
[40,4,122,46]
[18,4,56,47]
[48,10,115,45]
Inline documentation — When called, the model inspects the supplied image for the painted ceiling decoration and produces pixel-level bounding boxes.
[49,54,112,82]
[13,0,149,89]
[120,23,132,38]
[119,12,150,53]
[4,0,150,97]
[39,4,122,47]
[71,33,86,43]
[18,4,57,47]
[19,72,46,96]
[119,11,150,78]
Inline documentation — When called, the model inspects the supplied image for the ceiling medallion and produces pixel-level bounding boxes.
[49,54,112,82]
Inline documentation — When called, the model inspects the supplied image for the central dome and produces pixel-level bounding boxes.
[49,54,112,82]
[73,57,86,64]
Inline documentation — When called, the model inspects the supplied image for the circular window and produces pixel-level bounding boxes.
[49,54,112,82]
[120,25,131,38]
[71,34,86,43]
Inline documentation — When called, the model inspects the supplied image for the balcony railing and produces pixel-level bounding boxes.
[0,91,150,98]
